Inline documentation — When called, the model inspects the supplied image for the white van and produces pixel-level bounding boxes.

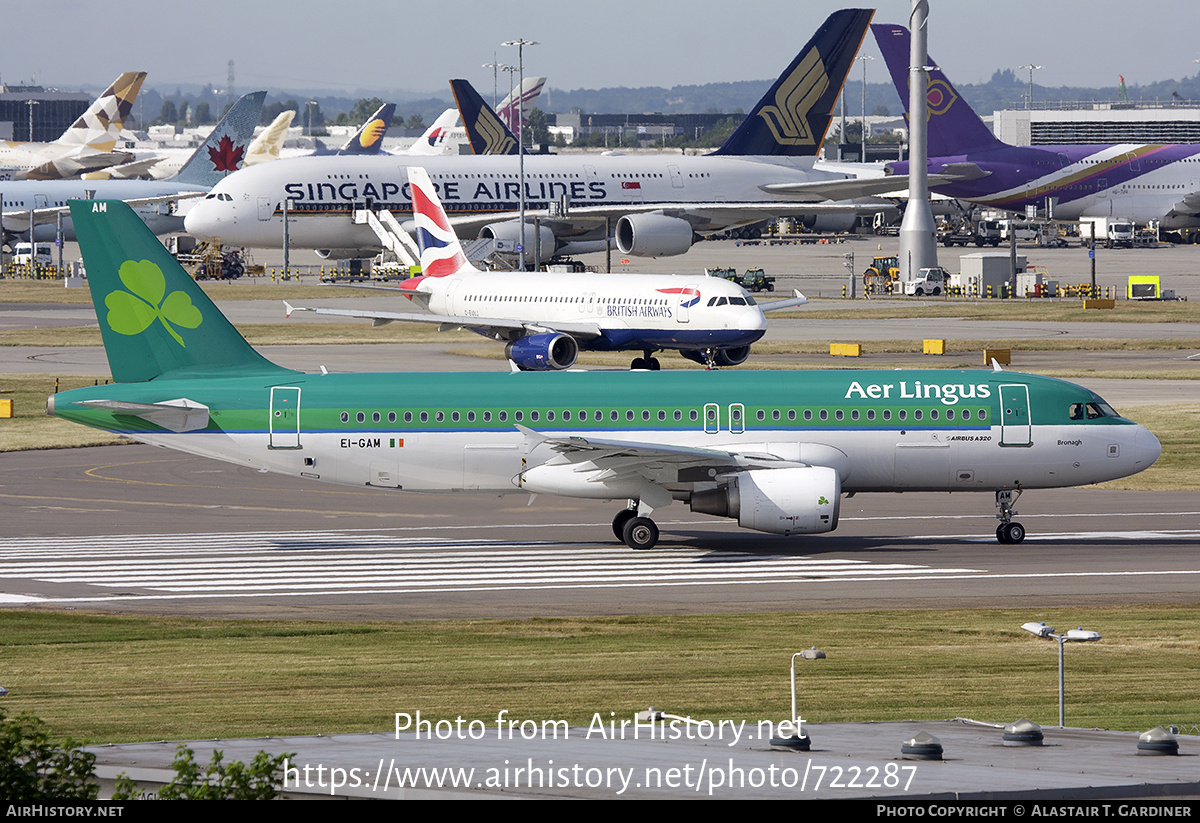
[12,242,53,266]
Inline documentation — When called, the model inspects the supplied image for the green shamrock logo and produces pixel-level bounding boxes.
[104,259,202,347]
[818,496,829,505]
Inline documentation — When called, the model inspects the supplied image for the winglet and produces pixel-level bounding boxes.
[283,301,294,317]
[991,358,1004,372]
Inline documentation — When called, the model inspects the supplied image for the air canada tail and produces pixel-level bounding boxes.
[69,199,290,383]
[337,102,396,155]
[407,166,477,276]
[449,79,520,156]
[712,9,873,157]
[175,91,267,185]
[871,23,1006,156]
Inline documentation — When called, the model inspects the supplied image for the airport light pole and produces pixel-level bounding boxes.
[483,56,501,109]
[503,38,538,271]
[1018,65,1042,110]
[305,100,317,138]
[26,99,38,142]
[1021,622,1101,728]
[858,54,874,162]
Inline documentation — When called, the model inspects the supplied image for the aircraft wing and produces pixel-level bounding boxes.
[21,151,133,181]
[760,291,808,312]
[283,302,604,340]
[760,165,992,201]
[518,425,807,471]
[98,157,166,180]
[2,192,204,229]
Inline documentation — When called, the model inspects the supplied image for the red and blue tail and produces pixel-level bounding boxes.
[408,166,474,277]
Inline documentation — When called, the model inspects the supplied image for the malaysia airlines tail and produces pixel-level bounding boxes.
[337,103,396,155]
[174,91,267,185]
[449,79,520,155]
[712,9,873,157]
[871,23,1006,157]
[406,109,460,155]
[409,166,476,276]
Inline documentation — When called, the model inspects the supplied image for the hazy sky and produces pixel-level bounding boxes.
[6,1,1198,97]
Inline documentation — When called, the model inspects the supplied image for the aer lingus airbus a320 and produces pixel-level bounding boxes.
[51,200,1160,548]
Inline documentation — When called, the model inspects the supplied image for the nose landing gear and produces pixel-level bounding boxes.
[995,488,1026,544]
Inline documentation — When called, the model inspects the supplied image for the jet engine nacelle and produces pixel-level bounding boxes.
[680,346,752,367]
[479,220,558,256]
[797,213,859,233]
[505,332,579,371]
[690,466,841,535]
[614,213,695,257]
[315,248,383,260]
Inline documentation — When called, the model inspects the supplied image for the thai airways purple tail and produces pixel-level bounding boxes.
[871,22,1005,157]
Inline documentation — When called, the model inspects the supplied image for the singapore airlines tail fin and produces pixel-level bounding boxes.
[871,23,1006,157]
[175,91,267,185]
[69,199,290,383]
[408,167,477,276]
[55,71,148,153]
[338,102,396,155]
[450,79,520,156]
[712,9,873,157]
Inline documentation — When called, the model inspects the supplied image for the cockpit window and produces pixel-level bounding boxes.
[1069,402,1119,420]
[728,296,747,306]
[744,295,757,306]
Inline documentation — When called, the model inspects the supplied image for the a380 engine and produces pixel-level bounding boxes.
[614,213,695,257]
[479,220,558,256]
[505,333,579,371]
[681,346,752,367]
[689,466,841,535]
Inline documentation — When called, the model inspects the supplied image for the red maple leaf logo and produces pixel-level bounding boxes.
[207,134,245,172]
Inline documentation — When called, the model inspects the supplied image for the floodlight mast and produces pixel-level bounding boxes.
[1021,622,1101,727]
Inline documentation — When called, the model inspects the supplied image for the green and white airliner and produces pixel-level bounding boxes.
[50,200,1161,549]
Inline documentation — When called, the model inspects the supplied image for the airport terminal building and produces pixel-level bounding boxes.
[994,102,1200,145]
[0,84,90,142]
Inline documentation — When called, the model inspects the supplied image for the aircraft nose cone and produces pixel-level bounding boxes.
[1135,425,1162,470]
[183,202,217,238]
[741,309,768,333]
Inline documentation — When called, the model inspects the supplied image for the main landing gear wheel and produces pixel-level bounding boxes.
[996,522,1026,544]
[630,354,661,371]
[612,508,637,541]
[622,517,659,550]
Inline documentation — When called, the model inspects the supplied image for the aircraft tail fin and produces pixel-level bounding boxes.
[174,91,267,185]
[244,109,294,167]
[871,23,1005,156]
[450,79,520,155]
[69,199,290,383]
[712,9,873,157]
[496,75,546,133]
[55,71,147,153]
[407,166,477,276]
[407,108,460,156]
[337,103,396,155]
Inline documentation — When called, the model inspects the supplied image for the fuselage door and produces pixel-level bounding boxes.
[677,283,697,323]
[257,196,274,221]
[269,386,302,449]
[998,384,1032,447]
[667,164,684,189]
